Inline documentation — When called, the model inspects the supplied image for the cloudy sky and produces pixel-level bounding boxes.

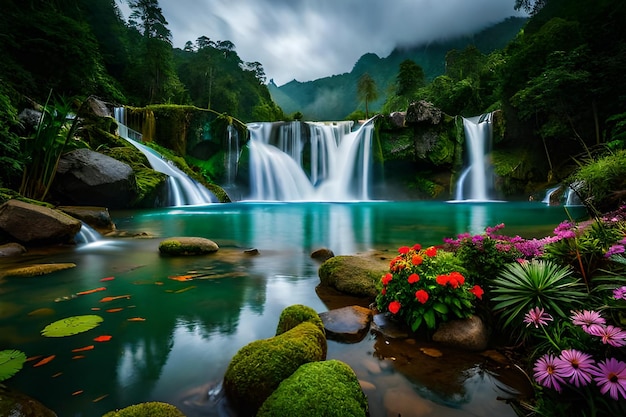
[117,0,525,86]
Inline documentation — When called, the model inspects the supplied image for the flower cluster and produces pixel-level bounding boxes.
[376,243,483,332]
[531,309,626,400]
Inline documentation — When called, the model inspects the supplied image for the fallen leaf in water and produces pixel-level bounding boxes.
[168,275,194,282]
[27,308,55,317]
[99,295,130,303]
[72,345,94,353]
[72,355,85,360]
[76,287,106,296]
[93,335,112,342]
[52,372,63,378]
[106,308,123,313]
[154,281,163,285]
[72,390,83,396]
[127,317,146,322]
[91,307,101,311]
[419,347,443,358]
[99,277,115,282]
[93,394,109,402]
[174,286,196,294]
[33,355,56,367]
[26,355,43,362]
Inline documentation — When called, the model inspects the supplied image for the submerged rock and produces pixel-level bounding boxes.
[0,385,57,417]
[310,247,334,262]
[319,305,373,343]
[1,263,76,278]
[57,206,116,234]
[0,242,27,257]
[432,315,489,351]
[158,237,219,256]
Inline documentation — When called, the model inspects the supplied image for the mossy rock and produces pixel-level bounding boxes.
[257,359,368,417]
[102,401,185,417]
[318,255,387,299]
[275,304,324,335]
[0,385,57,417]
[158,237,219,256]
[223,321,327,415]
[1,263,76,278]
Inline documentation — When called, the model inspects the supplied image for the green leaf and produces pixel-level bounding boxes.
[424,309,436,329]
[433,302,449,314]
[41,315,104,337]
[0,349,27,382]
[411,315,423,332]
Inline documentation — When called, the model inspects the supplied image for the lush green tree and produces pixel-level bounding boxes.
[395,59,425,97]
[357,73,378,119]
[515,0,547,15]
[0,83,22,189]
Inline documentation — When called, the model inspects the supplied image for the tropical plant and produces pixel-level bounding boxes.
[491,259,587,333]
[356,73,378,119]
[376,244,484,332]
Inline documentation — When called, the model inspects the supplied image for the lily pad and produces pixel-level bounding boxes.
[41,315,103,337]
[0,349,27,382]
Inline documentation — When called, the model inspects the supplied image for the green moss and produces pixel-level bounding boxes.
[275,304,324,335]
[257,360,368,417]
[102,401,185,417]
[0,189,53,207]
[318,255,386,298]
[223,321,327,415]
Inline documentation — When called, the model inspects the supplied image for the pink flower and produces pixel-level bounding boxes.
[533,353,567,392]
[588,325,626,347]
[407,273,420,284]
[524,307,554,328]
[590,358,626,400]
[415,289,429,304]
[571,310,606,334]
[388,301,401,314]
[555,349,595,387]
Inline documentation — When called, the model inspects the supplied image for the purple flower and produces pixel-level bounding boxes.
[571,310,606,334]
[555,349,595,387]
[590,358,626,400]
[524,307,554,328]
[605,244,626,258]
[613,286,626,301]
[554,221,576,239]
[534,353,567,392]
[588,325,626,347]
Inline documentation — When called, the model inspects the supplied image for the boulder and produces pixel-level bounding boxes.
[52,148,138,209]
[257,360,368,417]
[405,100,443,125]
[0,385,57,417]
[319,305,373,343]
[158,237,219,256]
[223,320,327,415]
[0,242,27,257]
[318,255,387,299]
[1,263,76,278]
[57,206,115,234]
[432,315,489,351]
[388,111,406,128]
[0,200,81,245]
[275,304,325,335]
[310,247,334,262]
[102,401,184,417]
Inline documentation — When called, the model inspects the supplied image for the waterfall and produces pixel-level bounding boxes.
[542,186,561,204]
[75,222,101,244]
[454,114,495,201]
[225,124,240,186]
[114,107,217,206]
[246,119,374,201]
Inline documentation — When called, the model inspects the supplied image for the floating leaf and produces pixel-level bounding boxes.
[41,315,103,337]
[33,354,56,367]
[76,287,106,296]
[52,372,63,378]
[0,349,27,382]
[99,295,130,303]
[94,335,112,342]
[93,394,109,402]
[71,345,94,353]
[127,317,146,322]
[99,277,115,282]
[106,308,123,313]
[72,390,83,396]
[72,355,86,360]
[168,275,194,282]
[27,308,55,317]
[174,286,196,294]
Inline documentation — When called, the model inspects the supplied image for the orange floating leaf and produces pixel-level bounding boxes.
[33,355,56,367]
[93,335,112,342]
[91,307,101,311]
[52,372,63,378]
[72,390,83,396]
[72,355,86,360]
[99,295,130,303]
[127,317,146,322]
[76,287,107,296]
[72,345,94,353]
[99,276,115,282]
[106,308,123,313]
[168,275,193,282]
[26,355,43,362]
[93,394,109,402]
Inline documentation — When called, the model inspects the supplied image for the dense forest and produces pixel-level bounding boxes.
[0,0,625,210]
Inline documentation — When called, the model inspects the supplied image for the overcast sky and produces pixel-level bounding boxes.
[117,0,525,86]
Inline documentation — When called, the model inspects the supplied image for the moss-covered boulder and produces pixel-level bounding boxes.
[275,304,324,335]
[102,401,185,417]
[257,359,368,417]
[158,237,219,256]
[0,263,76,278]
[223,321,327,415]
[318,255,388,299]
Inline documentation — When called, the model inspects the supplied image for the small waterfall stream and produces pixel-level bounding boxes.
[114,107,217,206]
[454,113,495,201]
[247,119,374,201]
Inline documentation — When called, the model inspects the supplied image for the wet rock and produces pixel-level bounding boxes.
[383,386,433,416]
[371,313,410,339]
[244,248,259,256]
[432,315,489,351]
[318,255,387,299]
[0,199,82,245]
[0,242,27,257]
[319,305,373,343]
[1,263,76,278]
[57,206,116,234]
[388,111,406,128]
[52,148,138,209]
[311,247,334,262]
[158,237,219,256]
[0,385,57,417]
[405,100,442,125]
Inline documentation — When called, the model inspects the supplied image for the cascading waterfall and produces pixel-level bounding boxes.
[246,119,374,201]
[225,124,240,186]
[114,107,217,206]
[454,113,495,201]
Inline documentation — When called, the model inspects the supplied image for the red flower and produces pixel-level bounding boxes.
[470,285,484,300]
[381,287,387,295]
[415,289,429,304]
[398,246,410,255]
[389,300,401,314]
[436,274,448,286]
[425,246,437,257]
[382,273,393,285]
[407,273,420,284]
[412,243,422,251]
[411,254,423,265]
[450,271,465,286]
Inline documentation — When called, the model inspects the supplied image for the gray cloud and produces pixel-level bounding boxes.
[118,0,525,86]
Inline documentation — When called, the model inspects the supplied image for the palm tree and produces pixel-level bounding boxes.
[357,73,378,119]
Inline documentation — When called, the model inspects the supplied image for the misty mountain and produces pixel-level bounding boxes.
[269,16,527,121]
